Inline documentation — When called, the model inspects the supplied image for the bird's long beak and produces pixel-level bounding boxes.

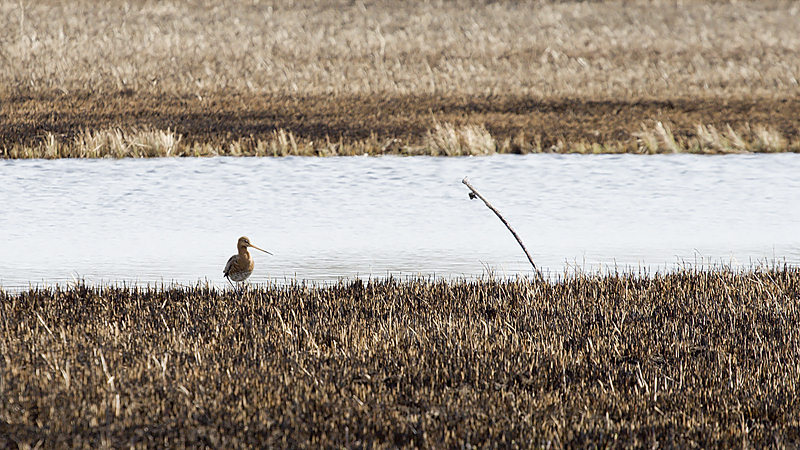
[249,244,273,255]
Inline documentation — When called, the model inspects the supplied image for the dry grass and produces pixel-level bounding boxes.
[31,127,183,158]
[1,0,798,98]
[2,269,800,447]
[1,127,402,158]
[425,122,497,156]
[1,1,799,157]
[634,121,800,154]
[3,120,798,158]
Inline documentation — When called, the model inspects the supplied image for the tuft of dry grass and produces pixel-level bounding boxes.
[425,122,497,156]
[2,268,800,447]
[634,121,799,154]
[753,125,788,152]
[693,124,748,154]
[3,128,182,159]
[73,127,182,158]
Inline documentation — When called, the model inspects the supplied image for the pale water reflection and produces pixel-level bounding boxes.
[1,154,798,290]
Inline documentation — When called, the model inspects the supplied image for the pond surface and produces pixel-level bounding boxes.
[1,154,799,290]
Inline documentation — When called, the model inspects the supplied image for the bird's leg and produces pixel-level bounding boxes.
[226,276,235,289]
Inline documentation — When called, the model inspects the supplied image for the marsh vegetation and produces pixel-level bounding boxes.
[2,269,799,447]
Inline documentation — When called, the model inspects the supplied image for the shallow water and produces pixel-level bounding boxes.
[1,154,799,289]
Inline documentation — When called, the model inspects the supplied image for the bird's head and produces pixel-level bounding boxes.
[237,236,273,255]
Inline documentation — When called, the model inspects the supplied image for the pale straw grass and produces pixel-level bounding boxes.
[425,122,497,156]
[634,122,797,154]
[3,122,797,158]
[0,1,798,98]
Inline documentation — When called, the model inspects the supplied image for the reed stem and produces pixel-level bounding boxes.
[462,177,544,281]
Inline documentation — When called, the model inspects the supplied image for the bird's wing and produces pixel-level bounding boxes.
[223,255,238,276]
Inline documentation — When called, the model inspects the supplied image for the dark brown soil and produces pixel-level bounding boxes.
[3,91,799,151]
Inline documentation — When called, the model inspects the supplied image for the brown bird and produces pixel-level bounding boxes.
[223,236,272,286]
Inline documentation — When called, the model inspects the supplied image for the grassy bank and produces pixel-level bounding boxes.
[1,0,799,157]
[2,269,799,447]
[3,94,799,157]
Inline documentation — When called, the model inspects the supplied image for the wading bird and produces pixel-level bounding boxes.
[224,236,272,286]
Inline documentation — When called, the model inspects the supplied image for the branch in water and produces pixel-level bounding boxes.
[462,177,544,281]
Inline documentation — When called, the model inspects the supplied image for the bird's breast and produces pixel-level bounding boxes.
[224,253,255,281]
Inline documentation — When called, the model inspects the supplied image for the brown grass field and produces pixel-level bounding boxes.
[1,0,799,156]
[2,270,800,447]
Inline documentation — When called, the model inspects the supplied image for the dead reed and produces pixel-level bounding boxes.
[2,268,799,447]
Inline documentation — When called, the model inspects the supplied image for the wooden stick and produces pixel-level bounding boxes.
[462,177,544,280]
